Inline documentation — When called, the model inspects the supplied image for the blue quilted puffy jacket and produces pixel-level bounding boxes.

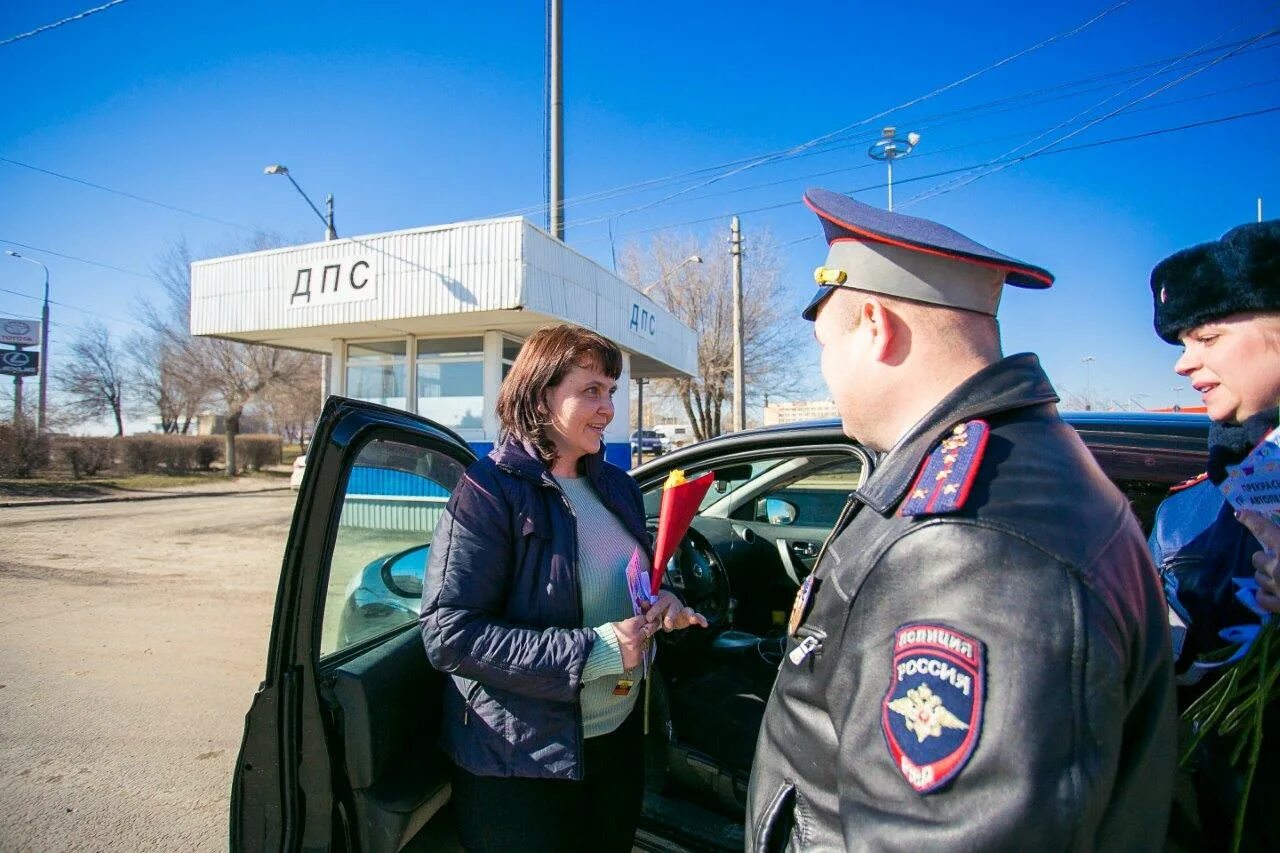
[420,436,652,780]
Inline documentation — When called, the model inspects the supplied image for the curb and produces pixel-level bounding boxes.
[0,485,294,509]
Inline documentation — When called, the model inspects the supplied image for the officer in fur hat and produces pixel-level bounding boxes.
[744,189,1175,850]
[1147,219,1280,848]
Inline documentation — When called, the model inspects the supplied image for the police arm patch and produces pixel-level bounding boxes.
[898,420,989,517]
[881,622,986,794]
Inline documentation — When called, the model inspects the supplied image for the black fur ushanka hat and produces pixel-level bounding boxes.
[1151,219,1280,344]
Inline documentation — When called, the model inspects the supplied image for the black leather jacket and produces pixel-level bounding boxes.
[746,354,1176,852]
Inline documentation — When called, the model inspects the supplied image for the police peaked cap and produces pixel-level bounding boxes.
[1151,219,1280,344]
[800,188,1053,321]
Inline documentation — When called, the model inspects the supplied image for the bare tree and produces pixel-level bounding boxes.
[141,235,314,475]
[251,364,322,445]
[619,228,803,441]
[54,322,130,436]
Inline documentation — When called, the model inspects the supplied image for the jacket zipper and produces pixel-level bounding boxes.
[813,494,861,569]
[462,679,482,726]
[547,476,588,779]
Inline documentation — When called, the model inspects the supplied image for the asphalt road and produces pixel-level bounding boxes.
[0,492,297,852]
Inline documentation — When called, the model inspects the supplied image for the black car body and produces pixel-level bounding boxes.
[231,399,1207,852]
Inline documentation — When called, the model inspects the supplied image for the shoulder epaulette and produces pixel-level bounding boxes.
[899,420,989,517]
[1168,472,1208,494]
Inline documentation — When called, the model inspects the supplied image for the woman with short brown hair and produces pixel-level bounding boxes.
[421,323,704,852]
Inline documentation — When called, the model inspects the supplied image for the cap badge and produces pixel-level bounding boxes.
[814,266,848,285]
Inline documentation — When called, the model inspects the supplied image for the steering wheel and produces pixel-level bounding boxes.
[653,524,732,637]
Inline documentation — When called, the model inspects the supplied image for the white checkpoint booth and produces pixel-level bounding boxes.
[189,216,697,468]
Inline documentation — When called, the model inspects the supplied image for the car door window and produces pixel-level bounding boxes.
[320,437,464,658]
[737,456,866,530]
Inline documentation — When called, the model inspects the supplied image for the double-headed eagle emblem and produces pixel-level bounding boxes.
[888,684,969,742]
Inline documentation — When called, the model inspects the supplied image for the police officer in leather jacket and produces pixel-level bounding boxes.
[745,189,1176,851]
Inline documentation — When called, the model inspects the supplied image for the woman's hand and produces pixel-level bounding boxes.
[612,614,653,670]
[1239,510,1280,614]
[643,590,709,633]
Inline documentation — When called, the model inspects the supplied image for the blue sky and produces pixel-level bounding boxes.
[1,0,1278,421]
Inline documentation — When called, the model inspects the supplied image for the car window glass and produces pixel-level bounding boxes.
[320,437,464,658]
[728,455,865,528]
[642,458,790,518]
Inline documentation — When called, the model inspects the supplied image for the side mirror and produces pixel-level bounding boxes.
[381,545,429,598]
[757,497,798,526]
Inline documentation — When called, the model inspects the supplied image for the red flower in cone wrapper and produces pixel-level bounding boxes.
[650,469,715,597]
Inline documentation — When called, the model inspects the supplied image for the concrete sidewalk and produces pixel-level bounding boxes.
[0,476,293,509]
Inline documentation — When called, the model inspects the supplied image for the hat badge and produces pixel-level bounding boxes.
[1160,286,1168,304]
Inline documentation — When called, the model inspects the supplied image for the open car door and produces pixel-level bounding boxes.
[230,397,477,853]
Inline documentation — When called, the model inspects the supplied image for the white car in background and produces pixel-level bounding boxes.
[654,423,694,450]
[289,455,306,489]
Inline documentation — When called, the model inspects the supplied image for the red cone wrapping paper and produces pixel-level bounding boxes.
[650,469,715,596]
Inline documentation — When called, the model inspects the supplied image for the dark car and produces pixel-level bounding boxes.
[232,398,1208,852]
[632,429,666,455]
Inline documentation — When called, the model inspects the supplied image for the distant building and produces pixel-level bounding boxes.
[763,400,839,425]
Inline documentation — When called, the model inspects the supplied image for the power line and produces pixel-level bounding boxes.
[594,104,1280,246]
[562,73,1280,230]
[0,240,157,280]
[560,38,1280,232]
[0,156,260,232]
[902,26,1280,207]
[559,0,1139,228]
[497,34,1280,223]
[0,285,148,328]
[0,0,130,48]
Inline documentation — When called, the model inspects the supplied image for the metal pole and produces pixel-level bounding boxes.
[38,269,49,432]
[731,216,745,432]
[549,0,564,241]
[322,201,335,405]
[635,377,644,467]
[1259,197,1264,223]
[887,157,894,212]
[13,375,23,425]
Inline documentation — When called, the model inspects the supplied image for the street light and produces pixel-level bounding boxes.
[264,164,337,240]
[867,127,920,212]
[1081,356,1096,411]
[5,250,50,432]
[640,255,702,296]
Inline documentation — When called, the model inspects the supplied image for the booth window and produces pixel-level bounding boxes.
[417,337,483,429]
[346,340,407,409]
[502,336,523,380]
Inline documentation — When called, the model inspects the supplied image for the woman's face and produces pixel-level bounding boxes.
[1174,311,1280,423]
[543,362,617,470]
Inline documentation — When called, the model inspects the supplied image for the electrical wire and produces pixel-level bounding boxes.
[0,0,129,48]
[0,157,260,232]
[494,33,1280,223]
[0,240,157,280]
[588,104,1280,247]
[567,0,1140,228]
[901,26,1280,208]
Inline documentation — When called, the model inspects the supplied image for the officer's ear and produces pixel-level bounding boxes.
[860,296,897,363]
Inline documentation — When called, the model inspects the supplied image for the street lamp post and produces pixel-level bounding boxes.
[1081,356,1096,411]
[265,164,337,406]
[6,250,50,432]
[867,127,921,211]
[639,254,702,296]
[264,164,337,240]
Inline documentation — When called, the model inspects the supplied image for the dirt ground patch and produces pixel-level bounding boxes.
[0,493,296,851]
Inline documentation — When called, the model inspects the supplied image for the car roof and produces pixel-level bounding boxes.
[632,411,1210,484]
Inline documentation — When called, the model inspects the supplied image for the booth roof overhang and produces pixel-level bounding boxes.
[189,216,697,381]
